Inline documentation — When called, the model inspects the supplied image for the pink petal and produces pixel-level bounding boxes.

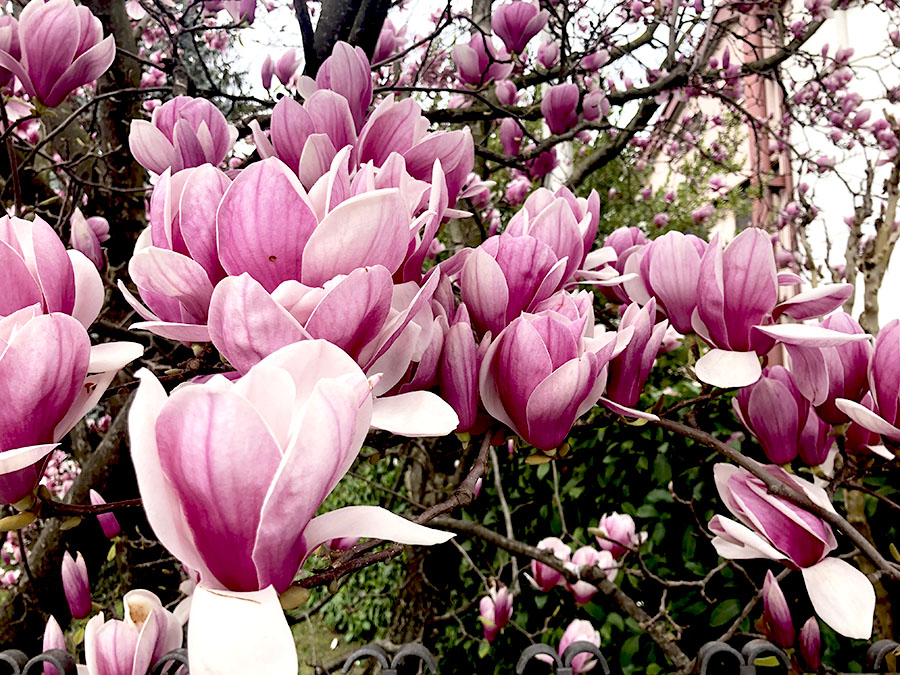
[208,274,309,374]
[217,158,317,292]
[301,189,409,285]
[754,324,873,347]
[128,370,214,581]
[68,250,104,328]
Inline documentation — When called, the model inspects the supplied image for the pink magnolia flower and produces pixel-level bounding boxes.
[557,619,602,673]
[565,546,616,604]
[837,318,900,443]
[260,54,274,89]
[452,34,513,87]
[732,366,833,465]
[495,79,518,106]
[82,590,183,675]
[709,462,875,639]
[0,214,104,328]
[69,208,109,271]
[762,570,794,648]
[274,49,301,86]
[479,582,513,641]
[0,0,115,107]
[0,15,20,90]
[372,19,406,64]
[119,165,231,343]
[203,0,257,23]
[541,83,579,135]
[42,615,66,675]
[537,40,559,70]
[440,305,491,433]
[799,618,821,671]
[605,300,668,408]
[593,512,645,558]
[505,187,602,284]
[491,1,549,54]
[690,228,857,388]
[62,551,91,619]
[129,340,454,674]
[527,536,571,591]
[297,41,372,132]
[0,313,142,505]
[129,96,238,175]
[499,118,524,156]
[479,295,629,450]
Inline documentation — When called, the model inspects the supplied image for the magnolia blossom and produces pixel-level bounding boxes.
[0,0,115,107]
[479,293,630,450]
[479,582,513,642]
[90,490,121,539]
[129,341,456,673]
[1,215,104,328]
[606,300,668,408]
[69,209,109,271]
[541,84,579,135]
[799,618,821,671]
[81,590,183,675]
[452,34,513,87]
[762,571,794,648]
[837,318,900,444]
[129,96,238,175]
[733,366,833,465]
[62,551,91,619]
[709,462,875,638]
[491,1,549,53]
[527,536,571,591]
[557,620,603,674]
[372,19,406,64]
[592,512,645,558]
[565,546,616,604]
[0,15,20,90]
[0,313,142,505]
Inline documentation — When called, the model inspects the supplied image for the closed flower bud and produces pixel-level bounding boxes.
[61,551,91,619]
[762,570,795,648]
[799,617,821,671]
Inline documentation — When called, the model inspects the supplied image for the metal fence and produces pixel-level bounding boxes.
[0,638,897,674]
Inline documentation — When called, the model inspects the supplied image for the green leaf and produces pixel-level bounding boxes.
[710,598,742,627]
[478,640,490,658]
[652,454,672,484]
[536,462,550,480]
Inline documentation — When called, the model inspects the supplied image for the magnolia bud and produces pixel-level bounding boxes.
[61,551,91,619]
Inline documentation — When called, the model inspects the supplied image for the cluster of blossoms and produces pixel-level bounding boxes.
[0,0,895,670]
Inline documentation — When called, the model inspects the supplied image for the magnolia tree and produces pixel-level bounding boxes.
[0,0,898,673]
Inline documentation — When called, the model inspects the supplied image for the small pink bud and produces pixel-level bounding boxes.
[90,490,121,539]
[799,617,821,670]
[61,552,91,619]
[762,570,795,648]
[42,615,66,675]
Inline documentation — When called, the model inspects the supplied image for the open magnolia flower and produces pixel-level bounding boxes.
[709,462,875,639]
[129,339,457,674]
[78,590,182,675]
[0,312,143,504]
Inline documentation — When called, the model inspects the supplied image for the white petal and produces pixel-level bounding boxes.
[835,398,900,441]
[302,505,454,557]
[694,349,761,388]
[0,443,58,474]
[801,558,875,639]
[371,392,459,437]
[87,342,144,373]
[599,397,659,421]
[755,324,872,347]
[188,585,298,675]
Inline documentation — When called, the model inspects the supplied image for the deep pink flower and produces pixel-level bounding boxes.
[129,96,238,175]
[710,462,874,638]
[0,0,115,107]
[541,83,579,135]
[491,1,549,54]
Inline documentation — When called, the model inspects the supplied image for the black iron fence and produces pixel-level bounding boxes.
[0,639,897,674]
